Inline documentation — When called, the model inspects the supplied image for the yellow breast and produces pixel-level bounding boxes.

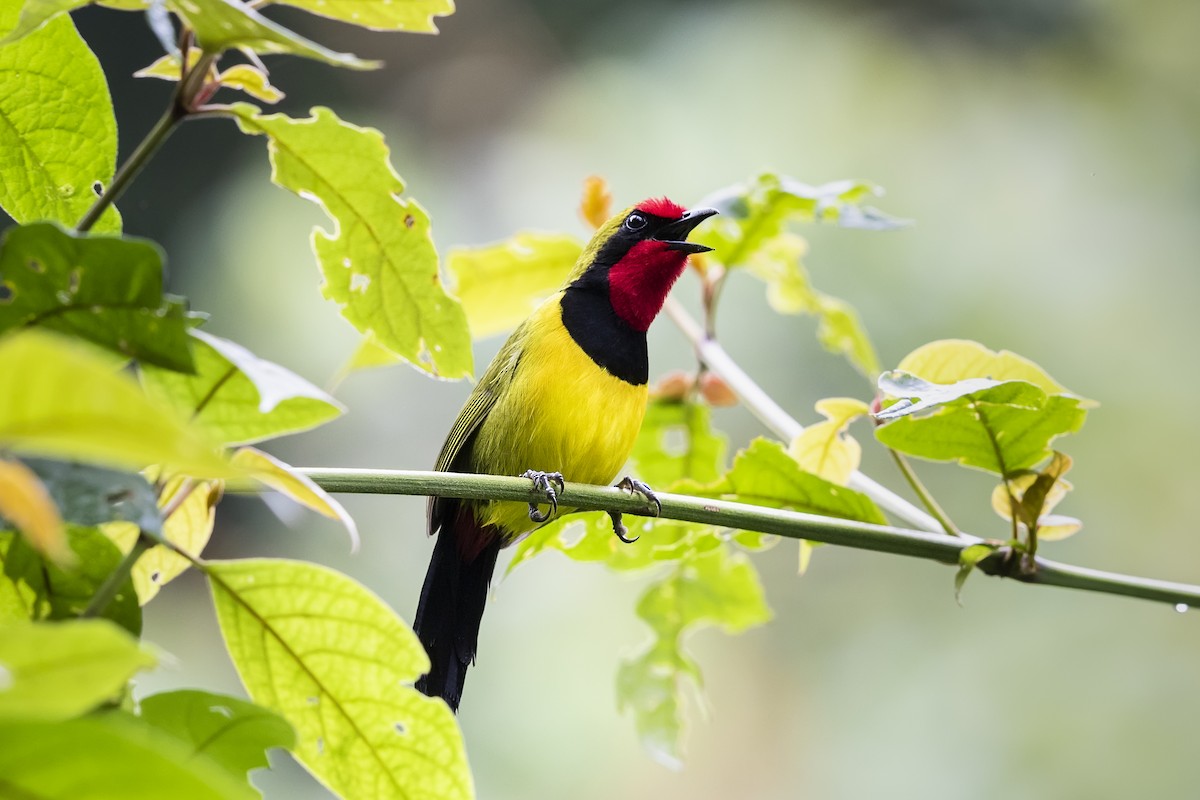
[470,294,648,537]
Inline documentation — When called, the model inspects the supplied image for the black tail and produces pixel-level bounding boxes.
[413,519,501,712]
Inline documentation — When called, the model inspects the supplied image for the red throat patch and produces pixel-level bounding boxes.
[635,197,687,219]
[607,240,689,332]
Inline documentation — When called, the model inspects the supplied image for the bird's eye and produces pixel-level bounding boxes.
[625,213,648,231]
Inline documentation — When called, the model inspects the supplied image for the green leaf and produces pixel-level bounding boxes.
[617,546,770,767]
[991,451,1082,542]
[1,1,150,44]
[208,559,473,800]
[696,173,905,266]
[268,0,453,32]
[0,618,154,719]
[0,223,194,371]
[875,378,1088,475]
[163,0,378,69]
[0,13,120,232]
[696,438,887,525]
[0,526,142,633]
[448,233,581,338]
[21,458,161,534]
[234,105,473,379]
[0,331,234,477]
[141,330,344,446]
[0,716,256,799]
[139,689,295,791]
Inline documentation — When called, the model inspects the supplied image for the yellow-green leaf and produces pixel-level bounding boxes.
[0,619,155,719]
[230,447,358,551]
[788,397,869,485]
[104,475,221,604]
[209,559,473,800]
[266,0,453,33]
[234,105,472,378]
[0,331,233,477]
[897,339,1077,397]
[0,13,120,231]
[448,233,581,339]
[0,458,69,567]
[0,715,255,799]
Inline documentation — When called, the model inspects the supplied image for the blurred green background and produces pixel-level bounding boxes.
[73,0,1200,796]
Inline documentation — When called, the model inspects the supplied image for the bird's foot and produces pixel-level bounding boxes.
[607,476,661,544]
[523,470,565,523]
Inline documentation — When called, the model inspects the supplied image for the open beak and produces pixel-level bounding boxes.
[657,207,719,253]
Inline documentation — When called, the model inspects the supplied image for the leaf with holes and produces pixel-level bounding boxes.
[0,331,233,477]
[0,223,193,370]
[0,618,154,719]
[267,0,453,32]
[234,105,472,378]
[164,0,377,69]
[0,526,142,633]
[208,559,472,800]
[448,233,581,338]
[139,689,295,792]
[0,12,120,231]
[141,330,343,447]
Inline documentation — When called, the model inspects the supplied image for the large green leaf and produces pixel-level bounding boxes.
[0,13,120,231]
[875,376,1088,475]
[0,526,142,634]
[141,330,343,446]
[267,0,453,32]
[234,105,473,379]
[617,546,770,768]
[448,233,581,338]
[164,0,377,69]
[692,438,887,524]
[895,339,1072,393]
[0,331,233,477]
[0,619,154,719]
[632,400,727,487]
[139,689,295,793]
[0,716,255,799]
[209,559,473,800]
[0,223,193,370]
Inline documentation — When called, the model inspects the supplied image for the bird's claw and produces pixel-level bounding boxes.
[523,470,565,523]
[607,476,660,544]
[617,476,661,516]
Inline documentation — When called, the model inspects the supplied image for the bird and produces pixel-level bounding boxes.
[413,198,718,712]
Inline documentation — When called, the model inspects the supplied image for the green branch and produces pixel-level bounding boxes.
[292,467,1200,609]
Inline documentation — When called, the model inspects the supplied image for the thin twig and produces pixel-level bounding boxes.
[887,449,961,537]
[81,532,152,618]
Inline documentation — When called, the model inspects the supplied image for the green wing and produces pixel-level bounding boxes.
[427,319,529,531]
